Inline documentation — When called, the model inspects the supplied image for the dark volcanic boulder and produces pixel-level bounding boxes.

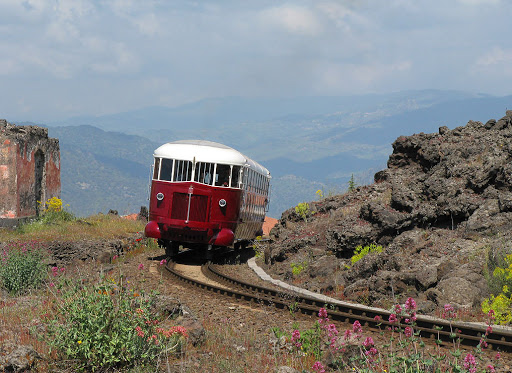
[266,110,512,311]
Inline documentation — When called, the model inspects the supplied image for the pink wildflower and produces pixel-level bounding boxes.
[389,313,397,323]
[404,326,413,338]
[362,336,374,347]
[327,324,338,336]
[365,347,378,356]
[479,339,488,349]
[138,263,144,270]
[135,326,144,337]
[486,325,493,335]
[495,352,501,360]
[112,254,118,261]
[395,304,402,314]
[444,304,454,312]
[405,297,416,311]
[487,365,496,373]
[312,361,325,373]
[463,353,477,373]
[160,259,167,266]
[488,309,495,320]
[352,320,362,333]
[168,326,188,338]
[60,267,65,272]
[49,282,55,287]
[318,308,328,319]
[291,329,301,347]
[344,329,352,340]
[374,315,381,322]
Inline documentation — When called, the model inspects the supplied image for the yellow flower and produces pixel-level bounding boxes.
[78,340,82,344]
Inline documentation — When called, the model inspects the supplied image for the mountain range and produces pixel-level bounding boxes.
[30,90,512,218]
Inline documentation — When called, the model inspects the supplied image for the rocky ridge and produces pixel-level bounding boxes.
[266,110,512,314]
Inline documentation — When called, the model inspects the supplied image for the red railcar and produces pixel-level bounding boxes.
[144,140,271,257]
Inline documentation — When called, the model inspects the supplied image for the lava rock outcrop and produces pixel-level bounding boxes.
[266,110,512,312]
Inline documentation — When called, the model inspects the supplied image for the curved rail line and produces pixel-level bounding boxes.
[165,260,512,351]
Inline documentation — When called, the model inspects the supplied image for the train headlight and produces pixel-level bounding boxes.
[156,192,164,201]
[219,199,227,207]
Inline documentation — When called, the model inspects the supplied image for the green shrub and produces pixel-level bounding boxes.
[0,241,47,295]
[350,243,383,267]
[482,252,512,324]
[348,174,357,192]
[45,278,187,371]
[290,261,307,276]
[295,202,310,223]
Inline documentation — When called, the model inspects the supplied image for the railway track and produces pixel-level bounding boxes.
[165,259,512,352]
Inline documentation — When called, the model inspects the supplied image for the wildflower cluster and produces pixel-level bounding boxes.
[38,197,75,224]
[0,241,48,295]
[44,277,187,371]
[279,298,501,373]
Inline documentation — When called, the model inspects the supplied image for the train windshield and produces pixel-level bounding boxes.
[215,164,230,187]
[154,157,243,188]
[194,162,215,185]
[159,158,173,181]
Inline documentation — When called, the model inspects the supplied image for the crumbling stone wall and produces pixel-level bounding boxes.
[0,119,60,226]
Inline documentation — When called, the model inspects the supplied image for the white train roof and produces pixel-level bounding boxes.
[154,140,270,177]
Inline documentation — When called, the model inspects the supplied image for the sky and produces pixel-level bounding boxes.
[0,0,511,122]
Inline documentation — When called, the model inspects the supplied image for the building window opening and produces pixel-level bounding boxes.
[34,149,45,216]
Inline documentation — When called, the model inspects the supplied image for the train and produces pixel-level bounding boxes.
[144,140,271,257]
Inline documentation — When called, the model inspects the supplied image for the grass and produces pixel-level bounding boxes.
[0,213,145,242]
[0,214,511,372]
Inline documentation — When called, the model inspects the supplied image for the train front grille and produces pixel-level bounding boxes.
[171,192,208,222]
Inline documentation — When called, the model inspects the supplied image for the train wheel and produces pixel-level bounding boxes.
[205,244,213,261]
[165,241,180,258]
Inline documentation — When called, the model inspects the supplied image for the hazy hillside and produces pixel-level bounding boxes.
[37,90,512,218]
[47,126,158,217]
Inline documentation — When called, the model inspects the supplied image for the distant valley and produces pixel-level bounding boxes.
[34,90,512,218]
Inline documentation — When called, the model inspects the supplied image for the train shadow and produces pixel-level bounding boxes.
[147,246,257,266]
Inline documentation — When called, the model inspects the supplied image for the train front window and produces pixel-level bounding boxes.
[215,164,230,187]
[173,160,192,181]
[195,162,215,185]
[160,158,173,181]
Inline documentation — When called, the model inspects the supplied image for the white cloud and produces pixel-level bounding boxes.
[472,47,512,77]
[134,13,160,36]
[475,47,512,67]
[318,60,412,93]
[456,0,500,4]
[89,43,140,74]
[260,4,323,36]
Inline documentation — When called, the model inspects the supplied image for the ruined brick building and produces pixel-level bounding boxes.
[0,119,61,227]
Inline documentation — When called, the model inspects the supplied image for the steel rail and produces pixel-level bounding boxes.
[165,260,512,351]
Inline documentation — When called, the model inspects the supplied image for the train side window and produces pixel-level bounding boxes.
[160,158,174,181]
[216,164,230,186]
[231,166,241,188]
[153,158,161,180]
[195,162,214,185]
